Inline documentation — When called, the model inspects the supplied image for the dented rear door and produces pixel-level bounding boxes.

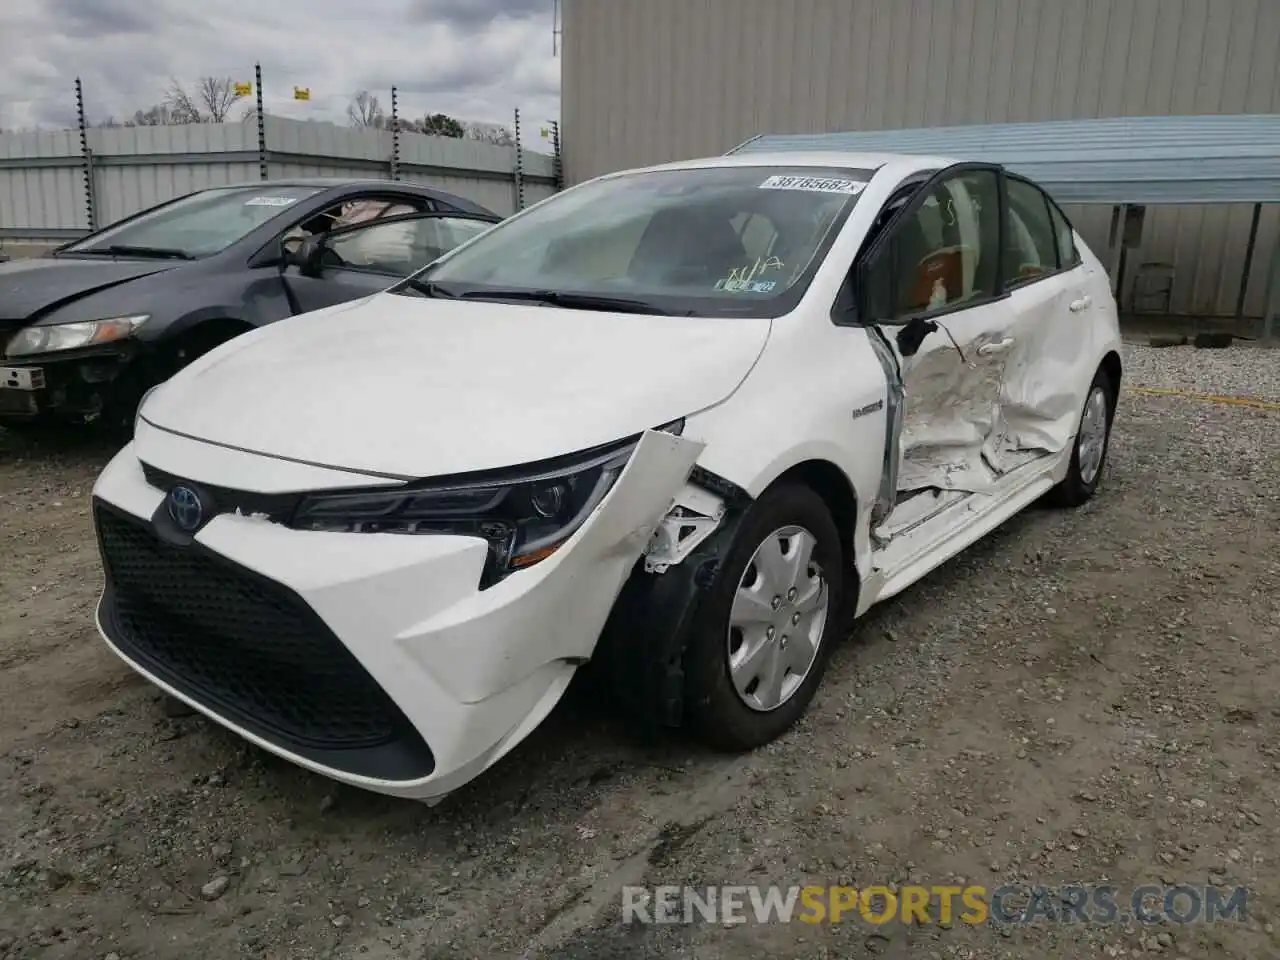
[994,177,1099,465]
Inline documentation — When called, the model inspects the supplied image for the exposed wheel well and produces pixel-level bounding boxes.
[767,459,859,605]
[1100,350,1122,407]
[171,319,253,361]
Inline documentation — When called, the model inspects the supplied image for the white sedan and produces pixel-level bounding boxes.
[90,151,1121,802]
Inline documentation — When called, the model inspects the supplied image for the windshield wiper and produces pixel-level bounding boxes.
[458,289,668,315]
[396,278,460,299]
[99,244,194,260]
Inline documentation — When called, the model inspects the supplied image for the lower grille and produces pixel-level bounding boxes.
[94,500,434,780]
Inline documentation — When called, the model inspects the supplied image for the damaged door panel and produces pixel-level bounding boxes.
[889,304,1017,497]
[997,178,1101,464]
[864,327,904,532]
[859,165,1013,525]
[997,283,1084,466]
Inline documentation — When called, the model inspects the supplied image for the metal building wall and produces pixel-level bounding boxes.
[561,0,1280,317]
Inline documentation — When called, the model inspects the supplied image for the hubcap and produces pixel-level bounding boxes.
[1077,386,1110,484]
[727,525,830,713]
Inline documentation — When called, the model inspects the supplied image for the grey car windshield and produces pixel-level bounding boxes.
[404,166,873,318]
[62,185,325,258]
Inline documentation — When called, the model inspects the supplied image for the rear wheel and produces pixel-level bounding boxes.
[683,483,843,751]
[1046,366,1115,507]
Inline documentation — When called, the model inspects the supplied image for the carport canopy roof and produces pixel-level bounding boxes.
[729,114,1280,205]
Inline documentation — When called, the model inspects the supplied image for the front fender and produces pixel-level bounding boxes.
[592,503,749,730]
[134,273,294,345]
[144,308,244,342]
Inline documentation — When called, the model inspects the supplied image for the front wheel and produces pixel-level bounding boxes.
[683,483,843,751]
[1046,366,1115,508]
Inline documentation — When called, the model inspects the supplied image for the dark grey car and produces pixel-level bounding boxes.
[0,178,500,427]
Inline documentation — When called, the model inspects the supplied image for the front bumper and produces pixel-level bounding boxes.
[0,346,135,422]
[90,426,702,801]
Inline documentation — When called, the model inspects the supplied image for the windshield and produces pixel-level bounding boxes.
[394,166,873,318]
[62,185,325,258]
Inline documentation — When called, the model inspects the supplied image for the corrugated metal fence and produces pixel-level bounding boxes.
[0,117,560,241]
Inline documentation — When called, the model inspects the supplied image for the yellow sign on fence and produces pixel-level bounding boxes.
[233,82,253,97]
[293,86,311,101]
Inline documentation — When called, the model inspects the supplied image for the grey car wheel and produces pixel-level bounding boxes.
[727,524,831,712]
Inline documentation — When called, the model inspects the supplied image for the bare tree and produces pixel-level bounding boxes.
[201,76,246,122]
[163,76,245,123]
[126,104,181,126]
[465,122,517,147]
[163,81,202,123]
[347,90,386,128]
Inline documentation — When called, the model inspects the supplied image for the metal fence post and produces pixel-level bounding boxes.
[1235,202,1262,326]
[75,77,96,231]
[512,107,525,212]
[390,86,400,181]
[254,63,267,180]
[1261,237,1279,342]
[549,120,563,191]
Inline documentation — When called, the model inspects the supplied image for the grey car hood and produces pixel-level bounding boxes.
[0,256,175,323]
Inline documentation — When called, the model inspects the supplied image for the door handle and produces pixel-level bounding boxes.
[1069,296,1092,312]
[977,337,1015,356]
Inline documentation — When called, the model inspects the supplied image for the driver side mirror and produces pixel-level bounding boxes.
[855,253,898,326]
[281,234,325,277]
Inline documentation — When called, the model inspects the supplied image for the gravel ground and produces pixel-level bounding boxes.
[1,342,1278,960]
[1123,342,1280,402]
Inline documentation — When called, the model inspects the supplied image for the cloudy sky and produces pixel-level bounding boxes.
[0,0,560,132]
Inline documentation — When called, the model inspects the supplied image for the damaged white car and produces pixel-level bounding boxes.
[90,152,1121,801]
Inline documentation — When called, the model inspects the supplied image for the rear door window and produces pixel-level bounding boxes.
[1047,200,1081,268]
[1003,178,1059,286]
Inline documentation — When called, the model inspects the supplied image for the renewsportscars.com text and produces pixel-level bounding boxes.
[622,884,1249,926]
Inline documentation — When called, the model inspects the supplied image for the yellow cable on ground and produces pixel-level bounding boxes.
[1128,385,1280,411]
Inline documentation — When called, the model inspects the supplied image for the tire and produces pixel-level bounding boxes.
[1046,365,1115,508]
[683,482,844,751]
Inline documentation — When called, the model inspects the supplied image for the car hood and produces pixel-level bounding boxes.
[142,294,772,478]
[0,255,176,323]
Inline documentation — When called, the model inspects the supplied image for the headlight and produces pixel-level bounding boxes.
[291,436,642,587]
[5,315,151,358]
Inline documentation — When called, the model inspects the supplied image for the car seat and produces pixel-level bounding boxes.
[408,219,445,268]
[628,209,748,286]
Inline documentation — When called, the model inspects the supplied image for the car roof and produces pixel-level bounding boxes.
[607,150,963,180]
[205,177,495,215]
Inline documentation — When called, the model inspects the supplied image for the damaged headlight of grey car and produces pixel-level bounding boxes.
[291,420,683,587]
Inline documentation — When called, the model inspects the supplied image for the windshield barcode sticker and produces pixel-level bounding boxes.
[716,279,777,293]
[244,196,299,207]
[759,175,866,195]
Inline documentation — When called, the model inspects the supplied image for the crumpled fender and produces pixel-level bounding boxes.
[397,428,707,704]
[591,468,754,729]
